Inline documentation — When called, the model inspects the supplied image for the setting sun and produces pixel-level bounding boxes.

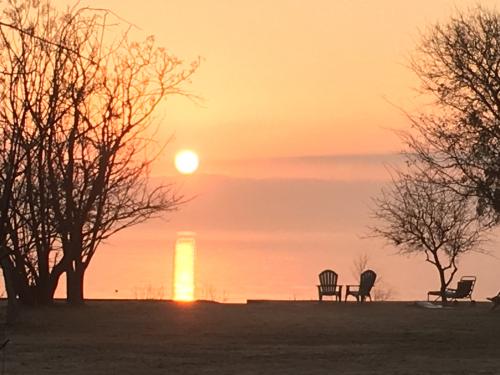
[175,150,199,175]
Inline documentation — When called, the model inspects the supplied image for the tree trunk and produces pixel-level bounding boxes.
[66,264,85,305]
[438,267,448,303]
[35,252,52,304]
[0,255,18,324]
[32,277,58,305]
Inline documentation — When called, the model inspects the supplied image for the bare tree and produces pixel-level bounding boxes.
[351,253,370,280]
[371,168,490,302]
[371,281,394,302]
[350,253,393,301]
[406,6,500,222]
[0,1,198,304]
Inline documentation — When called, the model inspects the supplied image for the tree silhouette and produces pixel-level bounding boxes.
[371,168,489,302]
[406,6,500,222]
[0,1,198,304]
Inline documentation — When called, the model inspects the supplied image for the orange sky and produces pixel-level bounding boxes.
[45,1,500,302]
[56,0,499,174]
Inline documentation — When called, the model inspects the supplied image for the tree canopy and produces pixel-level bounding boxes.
[372,7,498,299]
[407,6,500,221]
[0,0,198,306]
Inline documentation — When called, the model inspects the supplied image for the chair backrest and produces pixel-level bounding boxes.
[359,270,377,296]
[319,269,338,286]
[454,276,476,298]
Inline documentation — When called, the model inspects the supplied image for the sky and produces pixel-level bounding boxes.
[48,0,500,301]
[56,0,499,171]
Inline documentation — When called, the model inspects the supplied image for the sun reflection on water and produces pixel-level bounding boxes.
[173,232,196,301]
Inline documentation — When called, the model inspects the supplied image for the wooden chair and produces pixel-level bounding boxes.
[317,270,342,301]
[487,292,500,310]
[427,276,476,302]
[345,270,377,302]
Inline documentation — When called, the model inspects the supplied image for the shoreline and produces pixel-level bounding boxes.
[0,297,492,305]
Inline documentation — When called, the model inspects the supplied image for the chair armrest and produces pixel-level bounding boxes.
[346,285,359,293]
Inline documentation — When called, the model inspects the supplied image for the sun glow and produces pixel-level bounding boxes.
[173,234,196,301]
[175,150,199,175]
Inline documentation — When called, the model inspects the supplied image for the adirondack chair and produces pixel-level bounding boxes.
[487,292,500,310]
[345,269,377,302]
[427,276,476,302]
[317,270,342,301]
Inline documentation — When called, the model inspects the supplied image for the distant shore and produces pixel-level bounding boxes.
[1,297,494,304]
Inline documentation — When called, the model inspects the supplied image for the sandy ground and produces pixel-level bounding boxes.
[1,300,499,374]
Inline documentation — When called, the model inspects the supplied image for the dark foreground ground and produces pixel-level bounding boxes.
[1,300,499,374]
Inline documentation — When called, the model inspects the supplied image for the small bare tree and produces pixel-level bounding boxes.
[350,253,393,301]
[351,253,369,280]
[371,282,394,302]
[372,168,490,302]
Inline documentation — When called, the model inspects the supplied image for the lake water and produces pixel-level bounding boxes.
[73,227,500,303]
[25,168,500,302]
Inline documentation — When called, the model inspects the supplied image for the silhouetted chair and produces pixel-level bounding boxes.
[427,276,476,302]
[345,270,377,302]
[487,292,500,310]
[317,270,342,301]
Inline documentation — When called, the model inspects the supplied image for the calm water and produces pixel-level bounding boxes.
[6,165,499,301]
[41,170,500,302]
[66,228,499,302]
